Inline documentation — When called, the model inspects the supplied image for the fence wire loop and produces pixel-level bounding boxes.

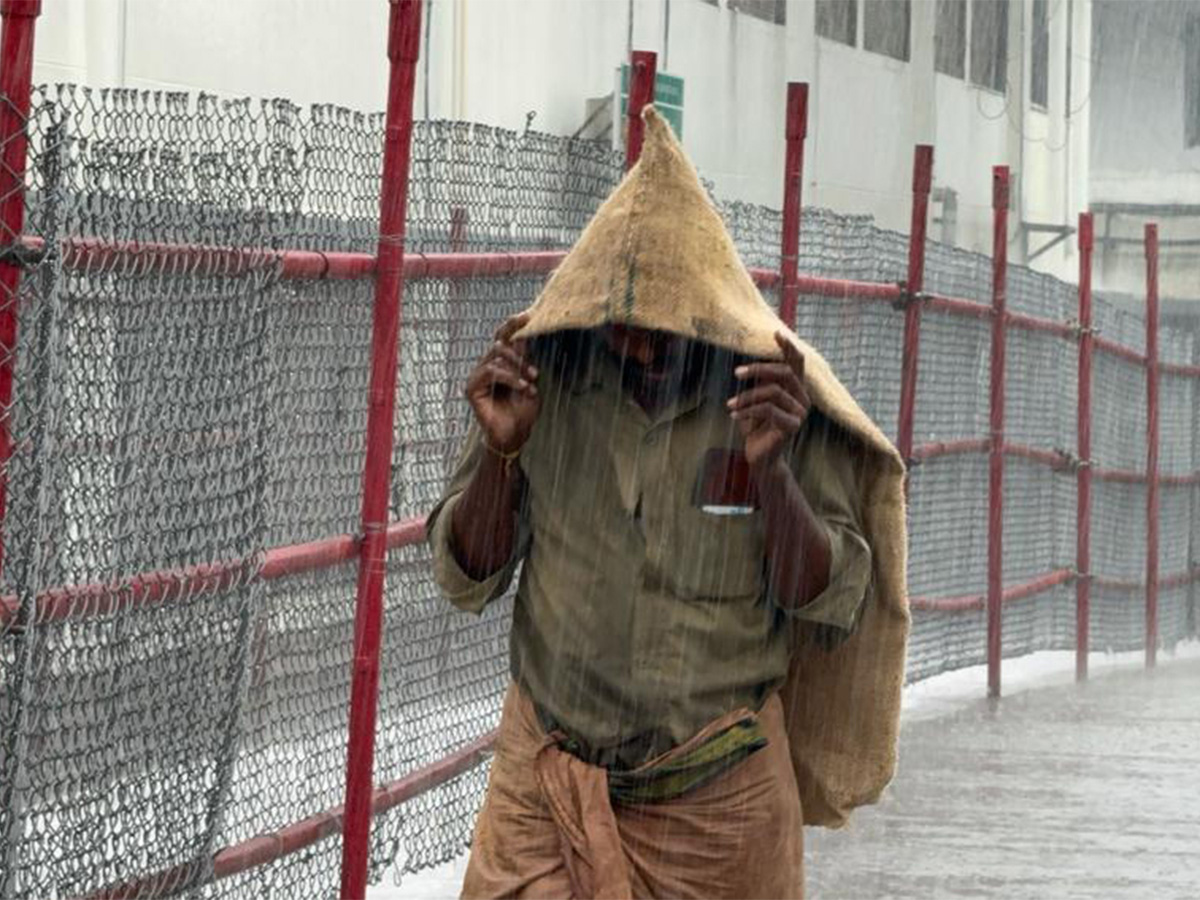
[0,239,48,269]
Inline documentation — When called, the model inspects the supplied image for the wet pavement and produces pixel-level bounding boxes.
[373,654,1200,899]
[806,658,1200,899]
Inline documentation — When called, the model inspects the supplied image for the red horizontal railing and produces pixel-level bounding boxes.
[921,292,1081,342]
[912,439,1075,471]
[17,234,921,299]
[1091,467,1200,486]
[788,274,902,301]
[1003,443,1074,469]
[1092,567,1200,593]
[20,235,571,282]
[923,292,989,321]
[23,235,799,290]
[1094,334,1147,367]
[910,438,991,463]
[20,234,913,299]
[1162,471,1200,486]
[911,439,977,464]
[83,728,497,900]
[20,235,376,279]
[909,567,1074,613]
[0,517,427,628]
[1092,466,1147,484]
[1162,361,1200,378]
[1007,309,1077,341]
[910,564,1200,613]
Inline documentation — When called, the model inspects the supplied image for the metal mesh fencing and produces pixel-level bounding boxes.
[0,83,1195,898]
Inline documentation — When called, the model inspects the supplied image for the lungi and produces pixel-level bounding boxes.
[461,684,804,899]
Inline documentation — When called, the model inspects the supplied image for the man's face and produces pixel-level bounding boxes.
[601,325,698,408]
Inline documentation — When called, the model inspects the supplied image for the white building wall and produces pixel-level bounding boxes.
[1091,0,1200,205]
[1090,0,1200,302]
[27,0,1090,283]
[1020,0,1091,275]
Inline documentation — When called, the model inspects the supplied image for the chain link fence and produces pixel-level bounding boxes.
[0,85,1195,898]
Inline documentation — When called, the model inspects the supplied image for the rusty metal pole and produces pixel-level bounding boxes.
[778,83,808,330]
[0,6,40,893]
[987,165,1010,699]
[626,50,656,168]
[1144,223,1160,670]
[1075,212,1094,682]
[339,2,422,897]
[896,145,934,467]
[0,0,41,579]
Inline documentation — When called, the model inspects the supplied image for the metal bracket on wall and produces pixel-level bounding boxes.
[1023,221,1076,263]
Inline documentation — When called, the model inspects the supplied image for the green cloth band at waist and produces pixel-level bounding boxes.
[602,718,768,805]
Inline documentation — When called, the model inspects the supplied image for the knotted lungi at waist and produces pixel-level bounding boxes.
[461,683,804,899]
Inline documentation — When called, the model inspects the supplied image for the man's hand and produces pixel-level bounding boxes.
[728,332,831,613]
[727,331,811,472]
[466,313,541,454]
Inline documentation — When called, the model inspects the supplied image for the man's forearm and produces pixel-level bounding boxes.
[752,457,831,610]
[449,453,524,581]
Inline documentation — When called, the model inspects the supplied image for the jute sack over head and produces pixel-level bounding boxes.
[515,105,910,828]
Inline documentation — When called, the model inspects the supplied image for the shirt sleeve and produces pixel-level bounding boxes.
[426,423,529,614]
[781,413,874,635]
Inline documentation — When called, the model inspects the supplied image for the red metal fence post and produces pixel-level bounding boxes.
[626,50,657,169]
[339,2,422,898]
[1191,337,1200,640]
[987,165,1010,699]
[1076,212,1094,682]
[1144,222,1160,669]
[896,145,934,465]
[778,82,808,330]
[0,0,41,580]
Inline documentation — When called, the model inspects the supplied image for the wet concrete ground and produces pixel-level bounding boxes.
[374,654,1200,899]
[806,658,1200,899]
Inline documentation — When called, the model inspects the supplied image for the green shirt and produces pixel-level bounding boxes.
[428,347,873,770]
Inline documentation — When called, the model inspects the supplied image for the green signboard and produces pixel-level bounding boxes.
[618,65,684,139]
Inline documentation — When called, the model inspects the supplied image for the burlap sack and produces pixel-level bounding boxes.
[514,106,909,828]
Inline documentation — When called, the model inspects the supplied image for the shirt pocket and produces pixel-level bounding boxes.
[667,506,766,600]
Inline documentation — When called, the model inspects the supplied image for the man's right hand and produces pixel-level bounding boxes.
[466,313,541,455]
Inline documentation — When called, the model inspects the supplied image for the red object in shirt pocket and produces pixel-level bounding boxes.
[693,448,759,515]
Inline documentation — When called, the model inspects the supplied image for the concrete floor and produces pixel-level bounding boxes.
[807,658,1200,899]
[374,654,1200,899]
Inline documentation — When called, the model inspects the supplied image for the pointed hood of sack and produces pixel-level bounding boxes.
[515,104,785,360]
[516,104,902,475]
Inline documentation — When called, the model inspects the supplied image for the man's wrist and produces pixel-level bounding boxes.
[479,441,524,486]
[484,438,523,461]
[750,454,792,493]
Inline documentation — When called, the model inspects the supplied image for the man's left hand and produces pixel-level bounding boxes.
[727,332,811,472]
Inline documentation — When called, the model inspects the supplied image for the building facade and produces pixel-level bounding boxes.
[1090,0,1200,307]
[32,0,1092,282]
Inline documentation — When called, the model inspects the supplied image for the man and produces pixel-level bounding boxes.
[429,108,908,899]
